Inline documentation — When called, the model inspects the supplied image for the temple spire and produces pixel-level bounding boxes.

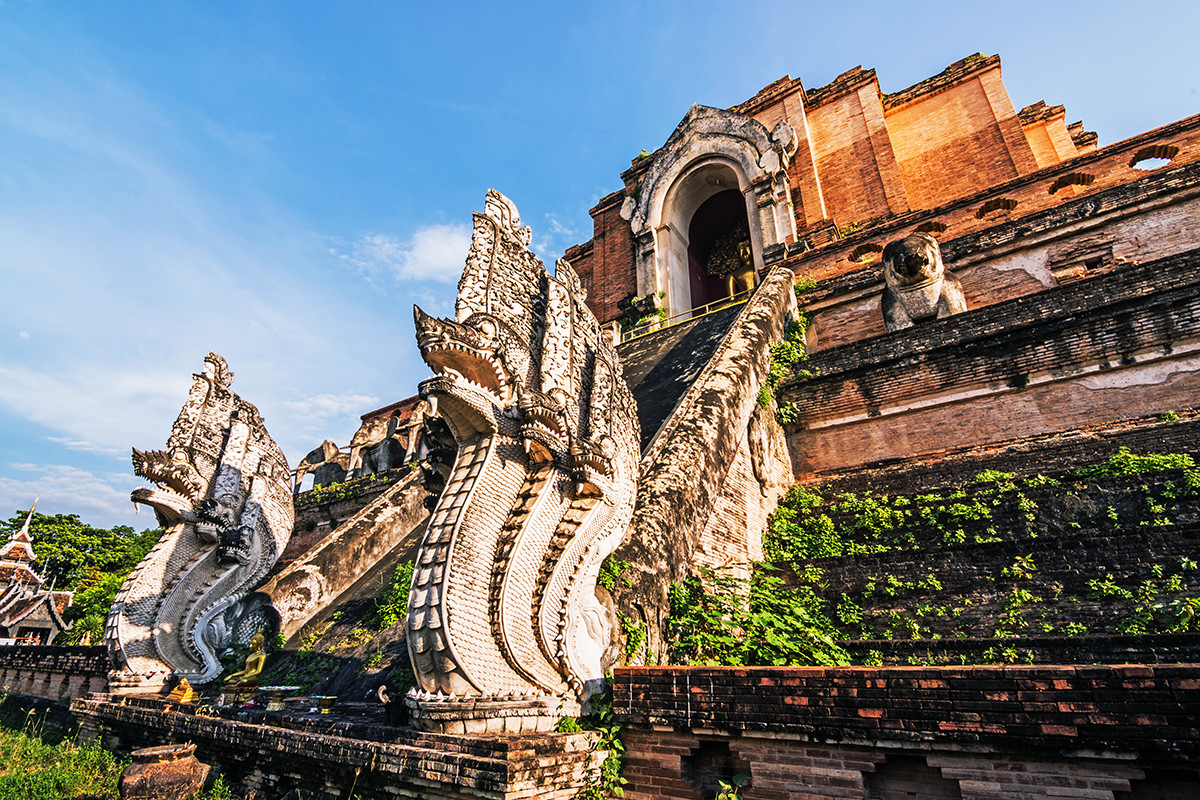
[16,497,37,540]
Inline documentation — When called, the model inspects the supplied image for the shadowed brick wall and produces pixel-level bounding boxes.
[0,645,108,701]
[783,247,1200,474]
[613,664,1200,800]
[74,695,600,800]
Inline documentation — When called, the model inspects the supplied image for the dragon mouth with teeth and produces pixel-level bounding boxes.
[404,191,640,734]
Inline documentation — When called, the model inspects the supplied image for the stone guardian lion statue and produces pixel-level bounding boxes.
[880,232,968,331]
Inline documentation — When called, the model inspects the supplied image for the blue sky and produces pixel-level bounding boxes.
[1,1,1197,528]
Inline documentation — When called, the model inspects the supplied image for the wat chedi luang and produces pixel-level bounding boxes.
[30,52,1200,799]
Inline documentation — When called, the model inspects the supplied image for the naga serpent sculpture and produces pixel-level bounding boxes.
[406,190,640,733]
[105,353,293,692]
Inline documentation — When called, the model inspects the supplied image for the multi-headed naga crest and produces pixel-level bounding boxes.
[407,191,640,733]
[105,353,293,692]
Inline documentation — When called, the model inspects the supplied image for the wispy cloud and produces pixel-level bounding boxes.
[0,463,140,528]
[283,391,381,429]
[338,223,471,285]
[46,437,125,458]
[0,364,188,455]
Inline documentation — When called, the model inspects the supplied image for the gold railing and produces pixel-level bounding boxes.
[622,288,753,343]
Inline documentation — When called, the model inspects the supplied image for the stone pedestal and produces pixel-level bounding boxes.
[405,691,578,735]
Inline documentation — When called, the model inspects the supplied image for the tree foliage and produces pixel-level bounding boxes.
[0,511,160,645]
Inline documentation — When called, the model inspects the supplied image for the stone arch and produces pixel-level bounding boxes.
[621,104,798,316]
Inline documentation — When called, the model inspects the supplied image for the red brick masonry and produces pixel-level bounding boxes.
[613,665,1200,799]
[614,664,1199,759]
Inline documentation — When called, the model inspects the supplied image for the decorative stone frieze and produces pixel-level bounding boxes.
[406,190,640,733]
[106,353,294,692]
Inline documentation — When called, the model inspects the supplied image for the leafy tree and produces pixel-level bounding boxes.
[0,511,160,591]
[0,511,160,645]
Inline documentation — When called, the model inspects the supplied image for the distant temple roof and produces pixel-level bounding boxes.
[0,501,42,586]
[0,500,73,643]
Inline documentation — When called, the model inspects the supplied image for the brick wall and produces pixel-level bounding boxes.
[0,645,108,701]
[806,409,1200,498]
[613,664,1200,799]
[843,634,1200,667]
[785,113,1200,291]
[566,191,637,326]
[783,247,1200,474]
[803,521,1200,641]
[885,68,1028,210]
[806,81,908,225]
[802,153,1200,353]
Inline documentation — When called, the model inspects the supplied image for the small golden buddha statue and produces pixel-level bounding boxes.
[223,632,267,687]
[165,678,196,703]
[728,240,756,297]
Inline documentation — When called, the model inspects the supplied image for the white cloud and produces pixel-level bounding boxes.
[46,437,125,458]
[283,391,381,428]
[0,364,188,455]
[18,331,30,339]
[544,213,576,239]
[0,463,140,528]
[339,223,471,285]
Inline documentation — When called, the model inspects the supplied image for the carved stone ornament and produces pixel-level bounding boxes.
[880,232,968,331]
[407,190,640,734]
[106,352,294,692]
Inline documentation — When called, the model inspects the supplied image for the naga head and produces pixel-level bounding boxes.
[414,307,521,440]
[131,447,204,525]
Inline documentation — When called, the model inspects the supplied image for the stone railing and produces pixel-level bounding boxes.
[0,645,108,701]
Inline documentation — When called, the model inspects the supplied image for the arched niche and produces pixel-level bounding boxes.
[621,104,798,317]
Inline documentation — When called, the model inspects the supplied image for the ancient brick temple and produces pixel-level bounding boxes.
[52,54,1200,799]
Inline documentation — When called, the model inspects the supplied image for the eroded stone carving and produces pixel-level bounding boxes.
[406,190,640,734]
[881,232,968,331]
[106,353,293,692]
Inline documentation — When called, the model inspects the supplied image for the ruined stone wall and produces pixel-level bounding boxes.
[884,60,1037,210]
[73,695,600,800]
[808,409,1200,497]
[789,113,1200,292]
[263,471,429,639]
[692,404,792,569]
[611,269,796,662]
[0,645,108,701]
[613,664,1200,800]
[287,468,411,561]
[804,75,910,224]
[807,517,1200,640]
[783,247,1200,474]
[805,152,1200,352]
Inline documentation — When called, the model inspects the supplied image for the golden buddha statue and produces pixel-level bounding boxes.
[222,632,267,687]
[165,678,196,703]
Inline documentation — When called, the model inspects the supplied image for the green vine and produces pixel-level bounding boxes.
[365,559,415,630]
[597,557,632,592]
[666,564,849,667]
[572,675,627,800]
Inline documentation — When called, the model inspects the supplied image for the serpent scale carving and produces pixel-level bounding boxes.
[105,353,293,692]
[406,190,640,733]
